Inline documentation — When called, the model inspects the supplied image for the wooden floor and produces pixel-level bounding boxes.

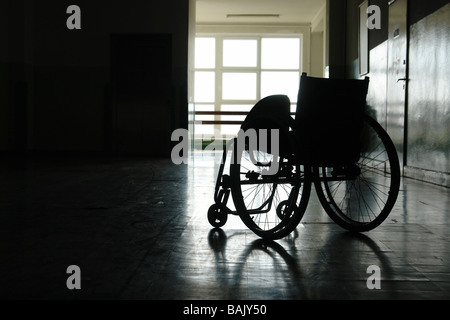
[0,152,449,300]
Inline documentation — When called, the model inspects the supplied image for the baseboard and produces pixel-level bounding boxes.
[404,166,450,188]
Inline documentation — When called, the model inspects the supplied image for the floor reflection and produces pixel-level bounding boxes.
[207,227,397,299]
[1,154,449,299]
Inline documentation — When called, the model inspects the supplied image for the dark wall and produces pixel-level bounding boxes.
[0,1,32,152]
[409,0,450,24]
[0,0,189,156]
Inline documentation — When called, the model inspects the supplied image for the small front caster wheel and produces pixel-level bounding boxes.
[276,200,298,219]
[208,204,228,227]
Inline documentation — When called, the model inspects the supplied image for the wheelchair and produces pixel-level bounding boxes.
[208,73,401,240]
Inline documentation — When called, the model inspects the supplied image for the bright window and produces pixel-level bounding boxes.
[222,73,257,100]
[194,36,302,138]
[261,71,299,102]
[223,39,258,67]
[261,38,300,69]
[194,71,215,103]
[195,38,215,68]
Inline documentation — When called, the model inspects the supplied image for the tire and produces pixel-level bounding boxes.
[314,115,401,232]
[230,129,311,239]
[207,203,229,228]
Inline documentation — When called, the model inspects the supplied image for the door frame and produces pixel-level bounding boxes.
[387,0,409,173]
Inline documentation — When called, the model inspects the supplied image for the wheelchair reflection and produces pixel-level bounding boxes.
[207,227,396,299]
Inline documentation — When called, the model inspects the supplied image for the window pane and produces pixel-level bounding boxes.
[194,71,215,102]
[261,38,300,69]
[290,104,296,115]
[221,105,253,112]
[223,39,257,67]
[261,71,299,102]
[220,115,246,122]
[195,124,215,136]
[194,104,215,112]
[221,125,241,136]
[222,73,257,100]
[195,38,215,68]
[195,114,215,122]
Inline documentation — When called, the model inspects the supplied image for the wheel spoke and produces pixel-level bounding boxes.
[231,145,312,239]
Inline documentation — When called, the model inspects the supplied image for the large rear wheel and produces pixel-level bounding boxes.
[314,115,401,232]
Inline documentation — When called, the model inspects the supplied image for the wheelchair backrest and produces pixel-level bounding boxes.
[242,94,291,129]
[240,94,293,158]
[295,73,369,166]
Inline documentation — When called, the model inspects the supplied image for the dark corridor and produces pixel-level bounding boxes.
[0,0,449,305]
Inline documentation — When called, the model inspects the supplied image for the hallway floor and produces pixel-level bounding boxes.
[0,152,449,300]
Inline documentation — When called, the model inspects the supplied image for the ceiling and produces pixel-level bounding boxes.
[196,0,326,25]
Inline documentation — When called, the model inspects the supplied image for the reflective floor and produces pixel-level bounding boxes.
[0,152,449,300]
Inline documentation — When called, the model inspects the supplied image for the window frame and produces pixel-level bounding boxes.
[194,33,304,138]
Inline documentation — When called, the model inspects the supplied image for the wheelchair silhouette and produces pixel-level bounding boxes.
[208,73,401,240]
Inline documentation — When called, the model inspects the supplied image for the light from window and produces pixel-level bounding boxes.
[261,38,300,70]
[222,73,257,100]
[194,104,215,112]
[195,38,215,68]
[194,71,215,102]
[261,71,299,102]
[195,124,215,136]
[193,104,215,135]
[221,105,253,112]
[221,125,241,136]
[193,35,302,138]
[223,39,258,67]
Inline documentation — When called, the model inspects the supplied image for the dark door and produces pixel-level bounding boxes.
[111,34,172,156]
[387,0,408,172]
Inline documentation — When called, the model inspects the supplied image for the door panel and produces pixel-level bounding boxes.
[387,0,408,171]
